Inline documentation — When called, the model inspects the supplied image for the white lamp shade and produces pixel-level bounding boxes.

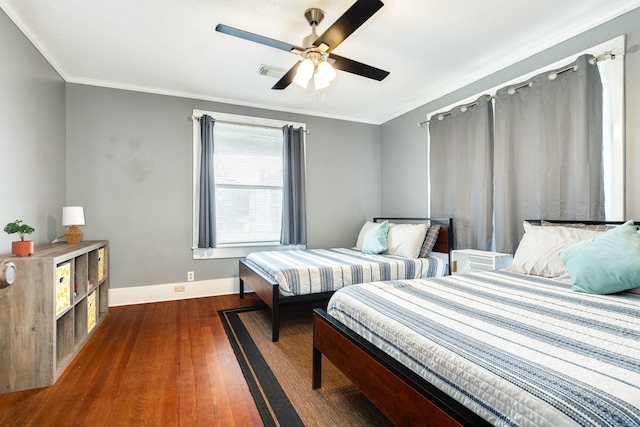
[317,61,336,83]
[313,73,330,90]
[297,58,314,80]
[293,73,310,88]
[62,206,85,226]
[293,58,314,88]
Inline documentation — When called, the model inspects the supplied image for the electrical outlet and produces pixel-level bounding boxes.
[174,285,185,292]
[187,271,195,282]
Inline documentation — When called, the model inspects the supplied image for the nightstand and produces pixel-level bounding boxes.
[451,249,513,274]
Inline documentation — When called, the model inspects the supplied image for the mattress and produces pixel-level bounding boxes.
[326,270,640,426]
[245,247,446,296]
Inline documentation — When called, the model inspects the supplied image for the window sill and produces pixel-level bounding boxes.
[193,244,306,259]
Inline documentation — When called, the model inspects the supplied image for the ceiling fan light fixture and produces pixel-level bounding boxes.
[317,61,336,83]
[293,58,315,87]
[293,75,310,88]
[313,72,330,90]
[216,1,389,91]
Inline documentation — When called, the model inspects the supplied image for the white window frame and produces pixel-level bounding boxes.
[192,109,307,259]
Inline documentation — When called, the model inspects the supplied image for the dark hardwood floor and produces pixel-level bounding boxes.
[0,293,265,426]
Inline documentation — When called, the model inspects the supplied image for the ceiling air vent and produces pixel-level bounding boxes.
[257,65,286,79]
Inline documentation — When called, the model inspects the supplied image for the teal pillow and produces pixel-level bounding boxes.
[559,220,640,294]
[362,221,389,254]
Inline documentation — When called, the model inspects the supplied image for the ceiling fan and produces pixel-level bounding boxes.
[215,0,390,90]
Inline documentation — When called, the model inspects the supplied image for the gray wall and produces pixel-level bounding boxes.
[380,7,640,221]
[0,9,66,250]
[65,84,380,289]
[5,4,639,292]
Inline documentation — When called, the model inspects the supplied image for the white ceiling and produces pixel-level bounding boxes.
[2,0,639,124]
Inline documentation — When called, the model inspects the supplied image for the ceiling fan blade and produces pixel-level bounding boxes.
[313,0,384,53]
[215,24,304,54]
[272,62,301,90]
[328,53,389,81]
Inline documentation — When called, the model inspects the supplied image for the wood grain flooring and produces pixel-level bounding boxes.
[0,293,265,426]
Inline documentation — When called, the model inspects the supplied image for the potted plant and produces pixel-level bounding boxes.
[4,220,35,257]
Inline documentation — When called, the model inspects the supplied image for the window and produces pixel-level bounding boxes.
[214,122,284,245]
[192,110,306,259]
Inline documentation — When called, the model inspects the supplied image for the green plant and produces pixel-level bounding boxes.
[4,220,35,241]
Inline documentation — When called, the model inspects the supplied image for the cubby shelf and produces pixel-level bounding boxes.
[0,241,109,393]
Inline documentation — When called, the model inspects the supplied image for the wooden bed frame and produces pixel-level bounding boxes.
[238,217,453,342]
[311,219,636,426]
[312,309,490,426]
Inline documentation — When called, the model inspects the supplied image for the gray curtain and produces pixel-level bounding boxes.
[198,115,216,248]
[281,125,307,245]
[429,95,494,250]
[494,54,604,253]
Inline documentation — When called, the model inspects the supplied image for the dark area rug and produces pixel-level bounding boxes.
[219,304,393,427]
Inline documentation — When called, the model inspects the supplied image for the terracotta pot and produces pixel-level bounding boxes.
[12,240,34,257]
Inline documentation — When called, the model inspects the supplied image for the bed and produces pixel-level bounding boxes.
[312,220,640,426]
[239,217,453,341]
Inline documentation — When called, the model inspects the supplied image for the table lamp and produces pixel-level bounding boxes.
[62,206,85,244]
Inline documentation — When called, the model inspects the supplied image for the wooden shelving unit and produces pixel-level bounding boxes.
[0,241,109,393]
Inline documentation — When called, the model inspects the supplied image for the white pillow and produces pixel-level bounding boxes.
[385,223,429,259]
[356,221,377,250]
[512,221,602,278]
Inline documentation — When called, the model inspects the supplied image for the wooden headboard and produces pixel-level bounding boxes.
[526,219,638,227]
[372,217,453,255]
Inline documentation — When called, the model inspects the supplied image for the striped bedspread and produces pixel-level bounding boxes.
[245,247,446,296]
[327,270,640,426]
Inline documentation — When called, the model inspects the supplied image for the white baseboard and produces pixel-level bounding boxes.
[108,277,251,307]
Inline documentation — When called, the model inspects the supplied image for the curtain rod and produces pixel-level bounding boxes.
[417,95,493,127]
[191,115,311,134]
[417,50,616,128]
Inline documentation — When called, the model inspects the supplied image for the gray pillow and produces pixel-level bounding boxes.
[419,225,441,257]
